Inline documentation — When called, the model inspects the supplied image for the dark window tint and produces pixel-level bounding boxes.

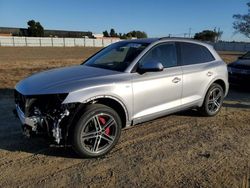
[139,43,177,68]
[180,42,215,65]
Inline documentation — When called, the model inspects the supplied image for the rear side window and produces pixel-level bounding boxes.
[179,42,215,65]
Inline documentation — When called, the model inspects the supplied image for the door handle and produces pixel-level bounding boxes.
[207,71,213,77]
[172,77,181,83]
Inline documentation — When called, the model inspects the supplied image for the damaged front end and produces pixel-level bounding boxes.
[14,90,75,144]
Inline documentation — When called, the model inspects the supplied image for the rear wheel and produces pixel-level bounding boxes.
[200,83,224,116]
[72,104,122,158]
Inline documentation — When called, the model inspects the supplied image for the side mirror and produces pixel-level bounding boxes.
[137,61,164,74]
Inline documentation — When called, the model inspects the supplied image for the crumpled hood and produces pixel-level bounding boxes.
[15,65,121,95]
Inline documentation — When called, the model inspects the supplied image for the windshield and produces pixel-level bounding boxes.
[240,51,250,59]
[83,41,149,72]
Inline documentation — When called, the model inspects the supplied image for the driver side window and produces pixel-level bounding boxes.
[138,43,177,68]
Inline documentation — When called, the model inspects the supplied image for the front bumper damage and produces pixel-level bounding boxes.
[13,90,72,144]
[16,104,40,131]
[14,104,69,144]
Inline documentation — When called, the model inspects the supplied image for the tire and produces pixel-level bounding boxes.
[200,83,224,117]
[72,104,122,158]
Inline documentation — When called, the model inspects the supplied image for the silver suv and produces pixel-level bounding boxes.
[14,38,229,158]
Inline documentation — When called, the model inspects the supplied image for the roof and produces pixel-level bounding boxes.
[123,38,160,44]
[121,37,206,45]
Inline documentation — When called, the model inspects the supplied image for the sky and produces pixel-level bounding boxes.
[0,0,249,41]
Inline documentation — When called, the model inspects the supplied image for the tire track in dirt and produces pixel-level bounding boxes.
[0,118,200,186]
[0,150,82,187]
[173,116,250,187]
[241,165,249,188]
[57,112,249,187]
[1,109,246,187]
[0,97,250,187]
[0,147,51,169]
[18,117,230,187]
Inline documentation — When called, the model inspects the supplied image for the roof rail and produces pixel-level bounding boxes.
[158,36,194,40]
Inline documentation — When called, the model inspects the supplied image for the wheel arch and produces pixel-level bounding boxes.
[199,78,228,107]
[213,79,226,94]
[69,95,130,129]
[84,95,129,128]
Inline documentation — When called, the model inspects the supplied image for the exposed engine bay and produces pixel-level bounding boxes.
[14,90,76,144]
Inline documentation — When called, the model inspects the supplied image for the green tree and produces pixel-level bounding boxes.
[136,31,147,38]
[120,33,128,39]
[233,2,250,38]
[36,22,44,37]
[126,30,147,38]
[103,29,147,39]
[131,30,137,37]
[194,30,221,42]
[27,20,44,37]
[110,28,118,37]
[126,33,133,39]
[103,30,109,37]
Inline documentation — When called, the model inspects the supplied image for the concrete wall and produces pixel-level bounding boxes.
[0,36,121,47]
[1,36,250,52]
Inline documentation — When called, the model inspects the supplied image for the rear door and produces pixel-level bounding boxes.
[177,42,216,106]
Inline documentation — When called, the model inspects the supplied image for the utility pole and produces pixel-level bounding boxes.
[188,28,192,38]
[217,27,221,42]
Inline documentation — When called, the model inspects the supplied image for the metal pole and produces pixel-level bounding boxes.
[25,37,27,46]
[51,37,53,47]
[13,36,15,47]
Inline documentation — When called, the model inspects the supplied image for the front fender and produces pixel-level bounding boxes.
[62,83,133,121]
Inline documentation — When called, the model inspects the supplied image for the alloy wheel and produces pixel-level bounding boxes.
[207,88,223,113]
[80,113,117,154]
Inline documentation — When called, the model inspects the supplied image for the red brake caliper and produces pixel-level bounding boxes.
[98,116,110,135]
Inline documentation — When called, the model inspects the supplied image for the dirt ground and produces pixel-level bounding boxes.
[0,47,249,188]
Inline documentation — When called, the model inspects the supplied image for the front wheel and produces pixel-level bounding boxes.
[200,83,224,116]
[72,104,122,158]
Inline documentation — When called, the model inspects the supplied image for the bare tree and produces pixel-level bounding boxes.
[233,2,250,38]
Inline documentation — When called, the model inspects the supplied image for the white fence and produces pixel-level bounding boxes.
[0,36,121,47]
[1,36,250,52]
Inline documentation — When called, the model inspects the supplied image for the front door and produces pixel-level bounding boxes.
[132,42,182,120]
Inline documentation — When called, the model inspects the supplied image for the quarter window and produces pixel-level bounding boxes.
[138,43,177,68]
[179,42,215,65]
